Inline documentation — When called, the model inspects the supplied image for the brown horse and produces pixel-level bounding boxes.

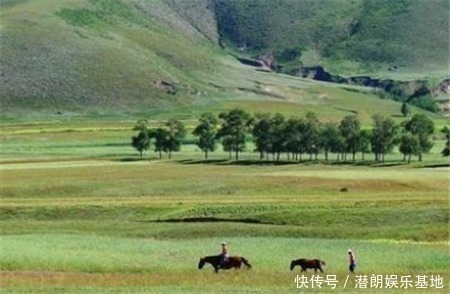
[290,258,325,273]
[198,255,252,273]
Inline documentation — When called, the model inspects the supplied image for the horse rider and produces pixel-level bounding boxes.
[348,249,356,273]
[220,241,229,267]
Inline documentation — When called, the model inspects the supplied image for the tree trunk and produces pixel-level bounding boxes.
[325,150,328,161]
[408,154,411,164]
[169,150,172,159]
[205,149,208,160]
[352,152,356,162]
[140,151,143,159]
[159,150,162,159]
[235,149,239,161]
[418,153,422,162]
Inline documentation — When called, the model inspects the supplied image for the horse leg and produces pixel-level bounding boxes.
[214,266,219,273]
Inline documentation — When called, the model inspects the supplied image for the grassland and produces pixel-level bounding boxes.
[1,116,449,293]
[1,0,449,292]
[1,0,448,119]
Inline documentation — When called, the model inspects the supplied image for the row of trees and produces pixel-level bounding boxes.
[132,118,186,159]
[132,109,448,163]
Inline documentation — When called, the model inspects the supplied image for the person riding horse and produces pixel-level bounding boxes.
[198,255,252,273]
[220,241,229,267]
[198,241,252,273]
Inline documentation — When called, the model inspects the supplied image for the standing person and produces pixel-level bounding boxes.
[348,249,356,273]
[220,241,229,267]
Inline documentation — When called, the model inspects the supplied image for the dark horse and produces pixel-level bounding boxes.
[198,255,252,273]
[290,258,326,273]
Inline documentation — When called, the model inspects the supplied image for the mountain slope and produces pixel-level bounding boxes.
[212,0,449,78]
[0,0,448,118]
[1,0,221,112]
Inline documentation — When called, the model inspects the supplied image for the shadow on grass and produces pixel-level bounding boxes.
[120,157,433,168]
[178,159,229,165]
[315,160,406,167]
[178,159,308,166]
[415,163,450,168]
[369,162,406,168]
[174,159,413,167]
[118,157,148,162]
[149,216,266,225]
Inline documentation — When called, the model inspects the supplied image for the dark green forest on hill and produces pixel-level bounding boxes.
[213,0,448,76]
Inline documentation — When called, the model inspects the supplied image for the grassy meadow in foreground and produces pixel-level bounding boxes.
[0,119,449,293]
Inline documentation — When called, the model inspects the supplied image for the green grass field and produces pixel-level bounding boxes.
[1,0,449,292]
[1,117,449,293]
[2,0,448,120]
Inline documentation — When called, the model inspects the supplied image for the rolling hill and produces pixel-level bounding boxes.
[0,0,448,118]
[213,0,449,78]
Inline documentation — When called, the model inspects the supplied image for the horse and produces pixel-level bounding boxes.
[290,258,325,273]
[198,255,252,273]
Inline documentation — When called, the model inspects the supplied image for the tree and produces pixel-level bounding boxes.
[371,115,398,162]
[404,114,434,161]
[165,119,186,159]
[285,118,306,161]
[270,113,287,161]
[320,122,342,161]
[358,129,371,161]
[399,133,420,163]
[218,109,253,160]
[151,127,170,159]
[304,112,321,160]
[221,135,234,160]
[401,102,411,117]
[339,115,361,161]
[252,113,273,160]
[133,119,149,132]
[131,129,150,158]
[441,127,450,156]
[441,126,450,157]
[193,113,218,159]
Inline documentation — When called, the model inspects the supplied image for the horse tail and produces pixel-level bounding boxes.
[241,257,252,269]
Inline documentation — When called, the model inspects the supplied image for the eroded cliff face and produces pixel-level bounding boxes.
[249,53,449,113]
[297,66,449,113]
